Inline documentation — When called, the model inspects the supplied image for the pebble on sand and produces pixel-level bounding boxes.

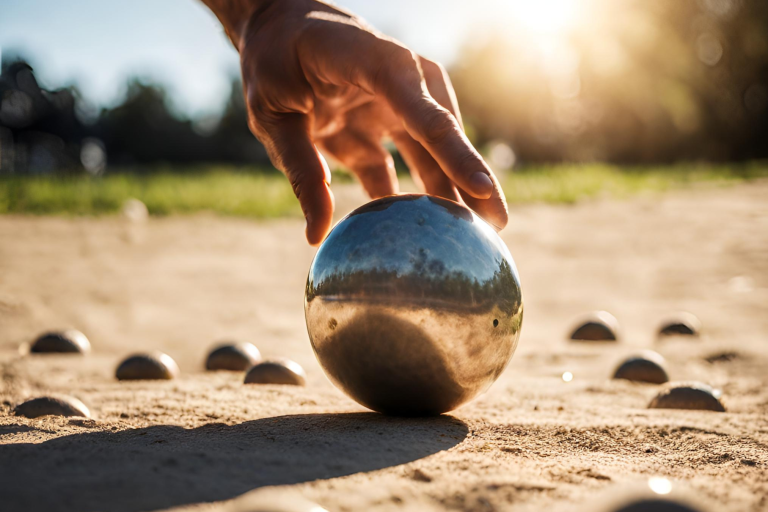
[30,329,91,354]
[244,358,306,386]
[657,312,701,338]
[14,396,91,419]
[116,352,179,380]
[612,351,669,384]
[648,382,725,412]
[205,342,262,371]
[569,311,620,341]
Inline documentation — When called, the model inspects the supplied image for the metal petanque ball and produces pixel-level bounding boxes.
[116,352,179,381]
[14,395,91,419]
[657,312,701,339]
[30,329,91,354]
[612,351,669,384]
[570,311,620,342]
[206,342,261,371]
[649,382,725,412]
[305,194,523,416]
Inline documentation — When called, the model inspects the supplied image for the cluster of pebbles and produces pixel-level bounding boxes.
[13,330,306,419]
[569,310,725,412]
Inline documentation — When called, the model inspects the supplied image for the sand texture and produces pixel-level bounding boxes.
[1,181,767,511]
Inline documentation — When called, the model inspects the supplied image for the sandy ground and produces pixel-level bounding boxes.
[0,181,767,512]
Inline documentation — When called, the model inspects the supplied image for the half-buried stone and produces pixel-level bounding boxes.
[570,311,620,341]
[612,351,669,384]
[657,312,701,338]
[116,352,179,380]
[205,342,261,371]
[14,395,91,418]
[648,382,725,412]
[30,329,91,354]
[244,358,306,386]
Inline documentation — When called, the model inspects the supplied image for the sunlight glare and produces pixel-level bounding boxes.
[648,477,673,495]
[508,0,581,35]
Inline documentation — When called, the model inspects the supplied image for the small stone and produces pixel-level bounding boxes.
[648,382,725,412]
[205,342,261,371]
[569,311,620,341]
[116,352,179,380]
[612,498,702,512]
[30,329,91,354]
[613,351,669,384]
[14,396,90,418]
[658,312,701,338]
[244,358,306,386]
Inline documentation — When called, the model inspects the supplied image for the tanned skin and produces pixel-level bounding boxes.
[201,0,508,245]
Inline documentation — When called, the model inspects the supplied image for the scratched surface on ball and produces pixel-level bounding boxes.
[305,194,523,415]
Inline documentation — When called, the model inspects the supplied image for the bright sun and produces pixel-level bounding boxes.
[506,0,581,35]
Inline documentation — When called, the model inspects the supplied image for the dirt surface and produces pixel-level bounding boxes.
[1,181,767,512]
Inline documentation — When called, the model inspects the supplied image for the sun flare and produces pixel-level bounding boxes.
[506,0,581,35]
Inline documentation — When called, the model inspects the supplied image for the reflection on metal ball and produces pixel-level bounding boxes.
[305,194,523,416]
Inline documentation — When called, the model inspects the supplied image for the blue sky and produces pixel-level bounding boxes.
[1,0,500,116]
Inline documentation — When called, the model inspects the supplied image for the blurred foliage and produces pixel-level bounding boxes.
[1,163,765,217]
[96,79,267,167]
[451,0,768,163]
[1,0,767,176]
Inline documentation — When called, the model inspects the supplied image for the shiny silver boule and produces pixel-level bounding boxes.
[305,194,523,415]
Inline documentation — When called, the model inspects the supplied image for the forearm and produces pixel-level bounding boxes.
[199,0,274,49]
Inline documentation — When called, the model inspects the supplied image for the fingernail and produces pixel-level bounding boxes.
[470,172,494,198]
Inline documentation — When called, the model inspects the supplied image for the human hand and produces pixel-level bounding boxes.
[205,0,508,245]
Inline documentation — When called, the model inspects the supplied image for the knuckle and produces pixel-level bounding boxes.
[419,57,445,80]
[420,106,457,145]
[376,42,420,87]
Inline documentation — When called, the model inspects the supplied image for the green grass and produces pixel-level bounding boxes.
[502,162,768,204]
[0,163,765,218]
[0,167,300,218]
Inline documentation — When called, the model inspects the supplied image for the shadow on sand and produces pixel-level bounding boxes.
[0,412,468,512]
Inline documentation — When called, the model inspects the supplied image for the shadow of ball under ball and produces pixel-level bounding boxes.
[244,360,306,386]
[649,383,725,412]
[14,396,91,418]
[30,330,91,354]
[116,352,179,380]
[205,342,261,371]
